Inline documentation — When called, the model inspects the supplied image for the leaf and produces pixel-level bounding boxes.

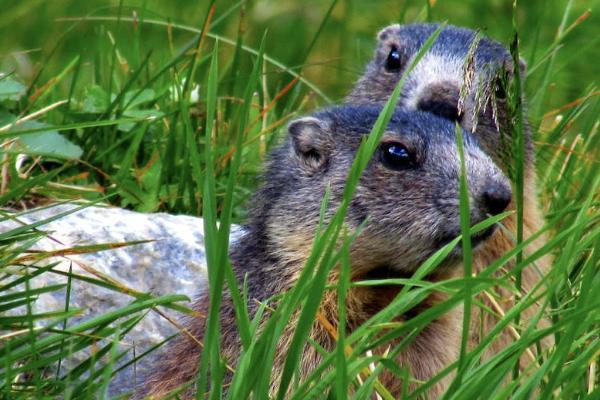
[15,119,83,159]
[122,88,156,109]
[119,108,164,131]
[77,86,159,130]
[0,111,82,159]
[0,110,16,126]
[0,74,26,102]
[79,85,110,113]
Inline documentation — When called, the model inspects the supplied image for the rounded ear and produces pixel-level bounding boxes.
[288,116,332,172]
[502,56,527,78]
[377,24,400,42]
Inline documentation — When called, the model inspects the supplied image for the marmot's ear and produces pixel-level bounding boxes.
[518,56,527,76]
[503,56,527,78]
[377,24,400,42]
[288,117,332,172]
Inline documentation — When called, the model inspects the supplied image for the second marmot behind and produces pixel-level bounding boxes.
[347,22,532,168]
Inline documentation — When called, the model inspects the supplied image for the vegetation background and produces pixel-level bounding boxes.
[0,0,598,399]
[0,0,598,213]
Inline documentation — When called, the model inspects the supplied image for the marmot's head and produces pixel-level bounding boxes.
[347,23,531,170]
[252,106,511,276]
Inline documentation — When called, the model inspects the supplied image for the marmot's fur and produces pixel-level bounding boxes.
[138,106,515,398]
[347,23,551,368]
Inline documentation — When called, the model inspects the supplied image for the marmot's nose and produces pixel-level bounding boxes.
[417,82,461,122]
[482,183,512,216]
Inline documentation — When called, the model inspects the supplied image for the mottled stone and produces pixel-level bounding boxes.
[0,203,242,395]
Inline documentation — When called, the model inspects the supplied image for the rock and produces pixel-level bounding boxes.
[0,203,242,395]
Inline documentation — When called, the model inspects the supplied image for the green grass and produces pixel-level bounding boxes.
[0,0,598,399]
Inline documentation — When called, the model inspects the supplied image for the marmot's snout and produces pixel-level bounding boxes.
[468,179,512,245]
[416,81,461,122]
[481,181,512,216]
[436,174,512,251]
[432,129,512,251]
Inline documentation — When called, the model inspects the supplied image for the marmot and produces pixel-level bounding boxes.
[138,105,514,398]
[347,23,551,365]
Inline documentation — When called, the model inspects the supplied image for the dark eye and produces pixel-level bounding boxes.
[385,46,402,72]
[381,142,414,170]
[495,77,506,100]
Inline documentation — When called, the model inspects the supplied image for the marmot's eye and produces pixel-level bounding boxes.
[385,46,402,72]
[495,77,507,100]
[381,142,415,170]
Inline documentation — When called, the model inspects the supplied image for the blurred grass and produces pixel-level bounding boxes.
[1,0,597,113]
[0,0,598,399]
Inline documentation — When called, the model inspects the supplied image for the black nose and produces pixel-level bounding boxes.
[417,82,462,122]
[482,183,512,215]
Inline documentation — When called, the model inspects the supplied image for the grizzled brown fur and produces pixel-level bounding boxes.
[138,106,517,399]
[348,23,552,367]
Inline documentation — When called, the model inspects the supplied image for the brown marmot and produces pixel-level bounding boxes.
[347,23,551,367]
[138,105,514,398]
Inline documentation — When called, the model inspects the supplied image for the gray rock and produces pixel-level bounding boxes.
[0,203,242,396]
